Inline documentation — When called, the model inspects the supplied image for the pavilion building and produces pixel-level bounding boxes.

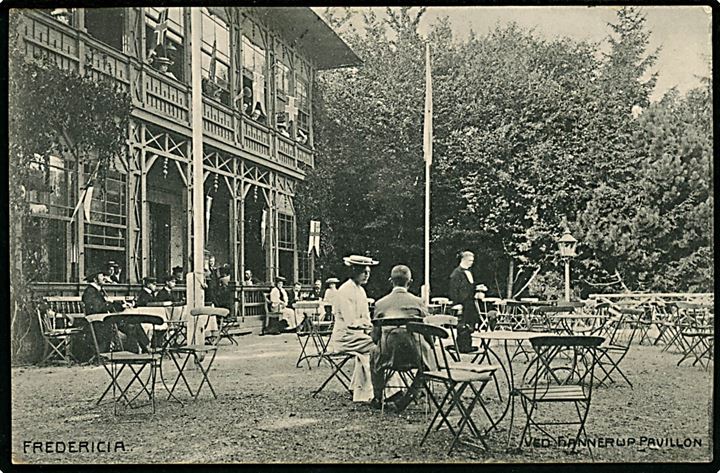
[15,7,359,316]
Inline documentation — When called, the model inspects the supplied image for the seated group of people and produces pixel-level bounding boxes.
[323,255,438,412]
[266,276,340,333]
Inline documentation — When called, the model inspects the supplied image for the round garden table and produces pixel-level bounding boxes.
[472,330,557,449]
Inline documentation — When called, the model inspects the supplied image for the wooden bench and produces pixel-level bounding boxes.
[40,295,134,319]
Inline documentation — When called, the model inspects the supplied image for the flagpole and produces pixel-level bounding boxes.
[423,41,432,305]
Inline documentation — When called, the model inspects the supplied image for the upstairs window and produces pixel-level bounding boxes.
[200,8,230,106]
[275,60,294,138]
[85,8,125,52]
[145,7,185,82]
[241,35,267,125]
[296,79,310,144]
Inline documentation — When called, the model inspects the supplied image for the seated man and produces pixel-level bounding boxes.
[287,282,304,309]
[370,265,436,411]
[305,279,323,301]
[213,265,237,315]
[135,277,157,307]
[82,269,150,354]
[155,275,180,303]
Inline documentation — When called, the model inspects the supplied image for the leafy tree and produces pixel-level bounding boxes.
[301,6,712,299]
[577,82,713,292]
[297,8,437,296]
[9,12,132,362]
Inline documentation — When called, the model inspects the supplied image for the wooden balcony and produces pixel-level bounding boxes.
[17,11,314,175]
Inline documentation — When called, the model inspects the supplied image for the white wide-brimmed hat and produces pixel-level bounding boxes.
[342,255,379,267]
[325,277,340,284]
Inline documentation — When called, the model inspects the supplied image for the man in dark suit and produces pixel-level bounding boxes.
[449,251,479,353]
[82,270,150,355]
[287,282,303,309]
[155,275,179,303]
[80,269,119,357]
[135,277,157,307]
[305,279,323,301]
[213,265,236,315]
[369,265,436,411]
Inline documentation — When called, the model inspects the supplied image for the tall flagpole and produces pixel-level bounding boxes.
[423,42,433,305]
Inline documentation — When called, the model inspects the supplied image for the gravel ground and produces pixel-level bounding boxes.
[11,333,713,464]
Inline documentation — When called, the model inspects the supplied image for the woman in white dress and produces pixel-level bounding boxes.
[269,276,300,329]
[328,255,379,402]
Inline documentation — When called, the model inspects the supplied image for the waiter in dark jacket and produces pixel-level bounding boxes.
[449,251,479,353]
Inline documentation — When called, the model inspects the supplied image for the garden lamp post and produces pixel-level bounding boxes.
[557,228,578,302]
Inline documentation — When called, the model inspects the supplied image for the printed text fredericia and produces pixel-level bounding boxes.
[23,440,127,454]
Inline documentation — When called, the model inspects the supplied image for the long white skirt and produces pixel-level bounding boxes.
[280,308,301,328]
[329,331,375,402]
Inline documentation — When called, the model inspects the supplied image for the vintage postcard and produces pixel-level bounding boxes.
[6,4,714,466]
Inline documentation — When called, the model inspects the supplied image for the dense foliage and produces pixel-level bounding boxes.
[297,7,713,298]
[9,12,133,362]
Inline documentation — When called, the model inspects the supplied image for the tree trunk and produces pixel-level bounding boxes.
[506,259,514,299]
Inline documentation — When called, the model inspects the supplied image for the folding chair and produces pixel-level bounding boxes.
[371,313,427,413]
[677,327,714,369]
[312,351,358,397]
[164,307,228,400]
[676,305,713,369]
[36,304,84,365]
[425,314,503,419]
[593,307,640,388]
[217,310,251,345]
[517,335,604,457]
[87,312,164,415]
[294,302,332,369]
[406,322,497,454]
[430,297,452,315]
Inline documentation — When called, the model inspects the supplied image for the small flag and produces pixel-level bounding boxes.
[308,220,321,256]
[154,8,169,48]
[260,209,268,248]
[252,71,265,115]
[209,38,218,83]
[82,185,94,222]
[423,42,433,165]
[205,194,213,243]
[286,95,298,124]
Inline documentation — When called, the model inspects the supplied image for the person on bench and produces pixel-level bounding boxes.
[269,276,300,331]
[83,269,151,354]
[155,275,181,304]
[134,277,158,307]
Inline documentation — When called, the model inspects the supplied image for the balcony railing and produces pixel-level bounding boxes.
[18,11,314,174]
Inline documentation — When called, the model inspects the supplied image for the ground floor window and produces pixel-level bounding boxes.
[298,252,312,285]
[24,216,70,282]
[85,247,126,282]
